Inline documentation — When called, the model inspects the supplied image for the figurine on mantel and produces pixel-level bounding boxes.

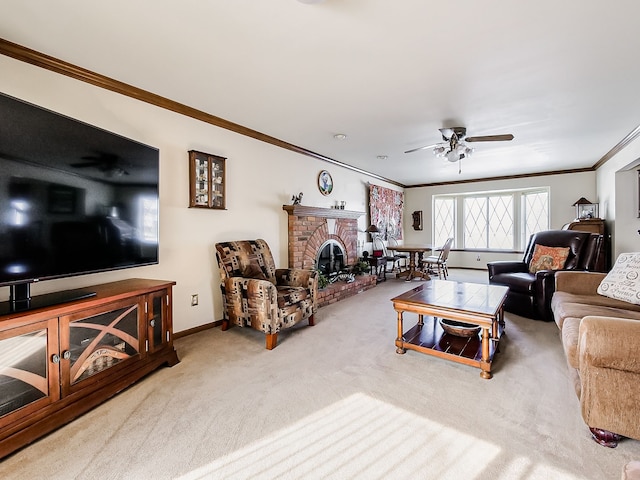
[291,192,303,205]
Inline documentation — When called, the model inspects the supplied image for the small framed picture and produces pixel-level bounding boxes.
[318,170,333,196]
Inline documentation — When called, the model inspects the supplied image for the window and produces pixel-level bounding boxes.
[433,188,549,251]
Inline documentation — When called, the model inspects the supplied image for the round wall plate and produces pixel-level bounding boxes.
[318,170,333,196]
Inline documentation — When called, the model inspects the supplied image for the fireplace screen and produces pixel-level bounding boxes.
[316,240,346,277]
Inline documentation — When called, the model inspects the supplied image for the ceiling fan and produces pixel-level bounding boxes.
[404,127,514,172]
[70,153,130,177]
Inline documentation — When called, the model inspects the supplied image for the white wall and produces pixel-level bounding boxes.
[0,55,400,332]
[403,171,597,269]
[596,137,640,258]
[2,53,619,329]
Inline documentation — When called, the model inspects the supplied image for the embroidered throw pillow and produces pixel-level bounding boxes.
[597,252,640,305]
[528,245,571,274]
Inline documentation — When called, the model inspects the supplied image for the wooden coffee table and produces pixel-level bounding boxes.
[391,280,509,379]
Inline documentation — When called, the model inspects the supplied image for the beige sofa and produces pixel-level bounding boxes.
[551,271,640,447]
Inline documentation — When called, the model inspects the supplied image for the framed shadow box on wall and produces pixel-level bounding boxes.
[189,150,226,209]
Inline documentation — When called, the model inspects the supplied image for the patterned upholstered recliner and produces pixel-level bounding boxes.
[215,239,318,349]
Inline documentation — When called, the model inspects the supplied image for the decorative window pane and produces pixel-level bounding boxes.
[523,191,549,242]
[464,197,487,248]
[488,195,513,249]
[433,197,455,247]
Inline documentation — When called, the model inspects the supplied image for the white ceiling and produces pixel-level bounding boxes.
[2,0,640,187]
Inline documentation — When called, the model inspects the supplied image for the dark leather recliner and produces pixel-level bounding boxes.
[487,230,603,321]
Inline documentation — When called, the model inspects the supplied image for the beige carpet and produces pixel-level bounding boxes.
[0,270,637,479]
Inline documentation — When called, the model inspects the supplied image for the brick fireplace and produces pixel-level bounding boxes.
[283,205,376,307]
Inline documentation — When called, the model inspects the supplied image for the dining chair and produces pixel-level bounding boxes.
[372,235,402,273]
[423,237,453,279]
[387,234,408,272]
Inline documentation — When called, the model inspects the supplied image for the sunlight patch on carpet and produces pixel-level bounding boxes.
[176,393,581,480]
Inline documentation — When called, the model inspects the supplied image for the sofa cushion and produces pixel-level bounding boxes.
[597,252,640,305]
[529,244,570,273]
[552,301,640,329]
[551,291,640,318]
[622,461,640,480]
[561,317,582,370]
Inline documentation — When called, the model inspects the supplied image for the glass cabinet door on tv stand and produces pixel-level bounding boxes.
[60,298,142,396]
[189,150,226,209]
[0,319,60,423]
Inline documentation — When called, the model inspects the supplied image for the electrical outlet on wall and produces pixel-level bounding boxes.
[191,294,199,306]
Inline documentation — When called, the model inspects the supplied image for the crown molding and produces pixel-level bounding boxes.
[405,167,595,188]
[592,125,640,170]
[2,37,634,191]
[0,37,403,188]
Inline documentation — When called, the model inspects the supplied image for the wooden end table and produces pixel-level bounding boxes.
[391,280,509,379]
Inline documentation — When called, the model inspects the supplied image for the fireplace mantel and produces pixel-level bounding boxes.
[283,205,364,219]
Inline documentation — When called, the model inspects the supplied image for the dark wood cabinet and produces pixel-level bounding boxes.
[0,278,179,459]
[562,218,605,235]
[189,150,226,209]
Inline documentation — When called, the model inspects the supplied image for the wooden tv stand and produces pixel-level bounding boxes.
[0,278,179,459]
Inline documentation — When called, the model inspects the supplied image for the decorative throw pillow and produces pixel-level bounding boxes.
[237,248,268,280]
[597,252,640,305]
[240,262,268,280]
[528,245,571,274]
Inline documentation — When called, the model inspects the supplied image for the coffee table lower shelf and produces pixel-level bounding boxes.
[396,318,502,377]
[396,317,504,378]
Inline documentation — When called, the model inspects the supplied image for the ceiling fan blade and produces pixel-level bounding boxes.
[404,143,440,154]
[465,134,514,143]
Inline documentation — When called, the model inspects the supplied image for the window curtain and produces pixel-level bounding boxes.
[369,184,403,240]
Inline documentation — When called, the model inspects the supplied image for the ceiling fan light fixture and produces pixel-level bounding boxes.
[446,149,459,163]
[410,126,513,174]
[433,146,446,156]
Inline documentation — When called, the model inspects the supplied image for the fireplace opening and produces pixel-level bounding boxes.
[316,240,346,278]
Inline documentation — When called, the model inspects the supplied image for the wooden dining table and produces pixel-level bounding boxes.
[387,244,434,281]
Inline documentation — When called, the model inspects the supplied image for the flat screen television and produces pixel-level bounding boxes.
[0,92,160,313]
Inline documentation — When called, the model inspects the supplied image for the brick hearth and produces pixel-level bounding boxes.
[283,204,376,307]
[315,275,377,307]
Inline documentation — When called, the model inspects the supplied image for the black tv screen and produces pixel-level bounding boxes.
[0,92,159,306]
